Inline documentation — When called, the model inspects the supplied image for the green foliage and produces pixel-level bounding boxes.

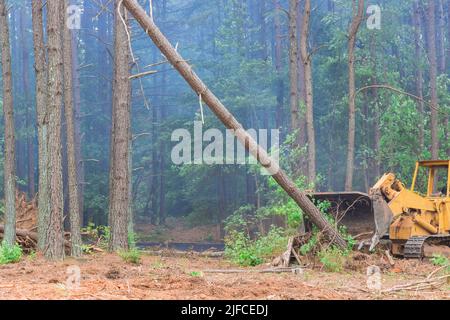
[81,223,110,250]
[430,254,450,272]
[0,243,23,265]
[189,271,203,277]
[128,232,138,249]
[318,246,348,273]
[118,248,142,265]
[298,200,354,271]
[224,227,288,267]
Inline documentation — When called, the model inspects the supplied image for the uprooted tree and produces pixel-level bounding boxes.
[121,0,347,250]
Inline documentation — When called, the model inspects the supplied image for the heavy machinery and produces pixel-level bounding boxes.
[309,160,450,259]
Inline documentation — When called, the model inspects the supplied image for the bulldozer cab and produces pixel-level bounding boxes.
[411,160,450,198]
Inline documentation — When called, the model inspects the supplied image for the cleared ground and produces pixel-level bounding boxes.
[0,252,448,300]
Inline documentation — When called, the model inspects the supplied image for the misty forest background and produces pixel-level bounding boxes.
[0,0,449,235]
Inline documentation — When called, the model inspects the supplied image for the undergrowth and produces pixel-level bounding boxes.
[0,243,23,265]
[430,254,450,272]
[118,248,142,265]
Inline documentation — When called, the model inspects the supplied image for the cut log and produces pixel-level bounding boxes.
[0,224,71,249]
[0,225,38,242]
[121,0,347,249]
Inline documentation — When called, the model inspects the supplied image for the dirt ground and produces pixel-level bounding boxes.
[135,218,222,243]
[0,252,448,300]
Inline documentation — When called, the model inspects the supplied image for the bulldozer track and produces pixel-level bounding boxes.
[404,235,450,259]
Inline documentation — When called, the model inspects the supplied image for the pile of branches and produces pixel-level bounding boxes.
[0,193,72,253]
[272,233,315,268]
[0,193,38,251]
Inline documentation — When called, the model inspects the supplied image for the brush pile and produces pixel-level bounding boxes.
[0,192,38,251]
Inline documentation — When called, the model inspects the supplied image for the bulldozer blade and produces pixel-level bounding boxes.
[307,192,375,236]
[369,189,393,250]
[307,191,393,248]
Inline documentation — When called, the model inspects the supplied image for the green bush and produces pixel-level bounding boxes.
[318,246,348,273]
[0,243,23,265]
[81,223,110,249]
[225,227,288,267]
[118,248,142,265]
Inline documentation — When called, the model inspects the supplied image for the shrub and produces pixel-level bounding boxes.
[225,227,288,267]
[81,223,110,249]
[318,246,348,273]
[0,243,23,265]
[118,248,142,265]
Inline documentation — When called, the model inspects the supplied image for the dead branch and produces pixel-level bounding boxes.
[203,268,303,274]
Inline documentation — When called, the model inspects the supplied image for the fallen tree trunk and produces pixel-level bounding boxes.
[0,225,38,242]
[0,224,71,250]
[121,0,347,249]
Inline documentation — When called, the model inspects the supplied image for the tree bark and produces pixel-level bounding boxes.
[296,3,307,177]
[413,1,425,152]
[19,6,35,199]
[426,0,440,160]
[437,0,448,156]
[109,2,131,251]
[45,0,65,260]
[62,0,82,257]
[122,0,347,249]
[0,0,17,246]
[273,0,284,132]
[32,0,50,252]
[299,0,316,185]
[289,0,301,177]
[345,0,364,191]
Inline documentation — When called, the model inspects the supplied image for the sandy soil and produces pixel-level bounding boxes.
[0,252,448,300]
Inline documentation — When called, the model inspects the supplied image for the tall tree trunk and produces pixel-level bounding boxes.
[299,0,316,185]
[296,3,307,177]
[345,0,364,191]
[273,0,284,132]
[62,0,82,257]
[19,6,35,199]
[289,0,301,177]
[45,0,65,260]
[109,2,131,251]
[0,0,16,246]
[437,0,446,74]
[426,0,440,159]
[413,1,425,153]
[71,29,84,226]
[32,0,50,251]
[437,0,448,156]
[122,0,347,249]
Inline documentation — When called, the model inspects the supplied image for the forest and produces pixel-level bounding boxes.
[0,0,448,301]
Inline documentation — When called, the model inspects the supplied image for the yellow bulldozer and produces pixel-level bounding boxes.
[309,160,450,259]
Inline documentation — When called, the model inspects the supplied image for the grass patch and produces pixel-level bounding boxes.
[189,271,203,277]
[118,248,142,265]
[0,243,23,265]
[318,246,349,273]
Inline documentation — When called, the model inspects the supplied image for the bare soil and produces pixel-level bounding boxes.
[0,252,448,300]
